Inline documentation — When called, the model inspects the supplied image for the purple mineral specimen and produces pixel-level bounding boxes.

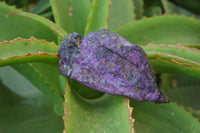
[58,29,168,103]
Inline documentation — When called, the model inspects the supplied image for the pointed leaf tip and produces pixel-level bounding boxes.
[58,30,168,103]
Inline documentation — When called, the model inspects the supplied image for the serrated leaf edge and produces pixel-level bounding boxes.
[126,98,135,133]
[105,0,112,29]
[145,43,200,53]
[0,36,57,45]
[0,53,57,60]
[150,58,200,71]
[63,82,69,133]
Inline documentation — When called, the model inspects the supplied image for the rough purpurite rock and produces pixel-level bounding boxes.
[58,29,168,103]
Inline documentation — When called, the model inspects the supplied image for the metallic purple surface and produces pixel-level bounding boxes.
[58,29,168,103]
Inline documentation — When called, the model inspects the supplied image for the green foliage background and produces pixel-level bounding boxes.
[0,0,200,133]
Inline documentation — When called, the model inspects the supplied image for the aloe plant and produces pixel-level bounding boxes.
[0,0,200,133]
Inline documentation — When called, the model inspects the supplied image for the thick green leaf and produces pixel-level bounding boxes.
[0,54,57,67]
[117,15,200,45]
[150,58,200,80]
[161,0,200,18]
[0,38,63,102]
[8,11,67,39]
[0,2,62,42]
[144,44,200,64]
[0,3,63,117]
[144,44,200,79]
[1,10,64,112]
[0,71,64,133]
[133,0,144,19]
[63,82,134,132]
[0,38,59,67]
[131,101,200,133]
[151,44,200,119]
[0,37,64,110]
[50,0,90,35]
[0,3,60,95]
[108,0,135,31]
[84,0,111,35]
